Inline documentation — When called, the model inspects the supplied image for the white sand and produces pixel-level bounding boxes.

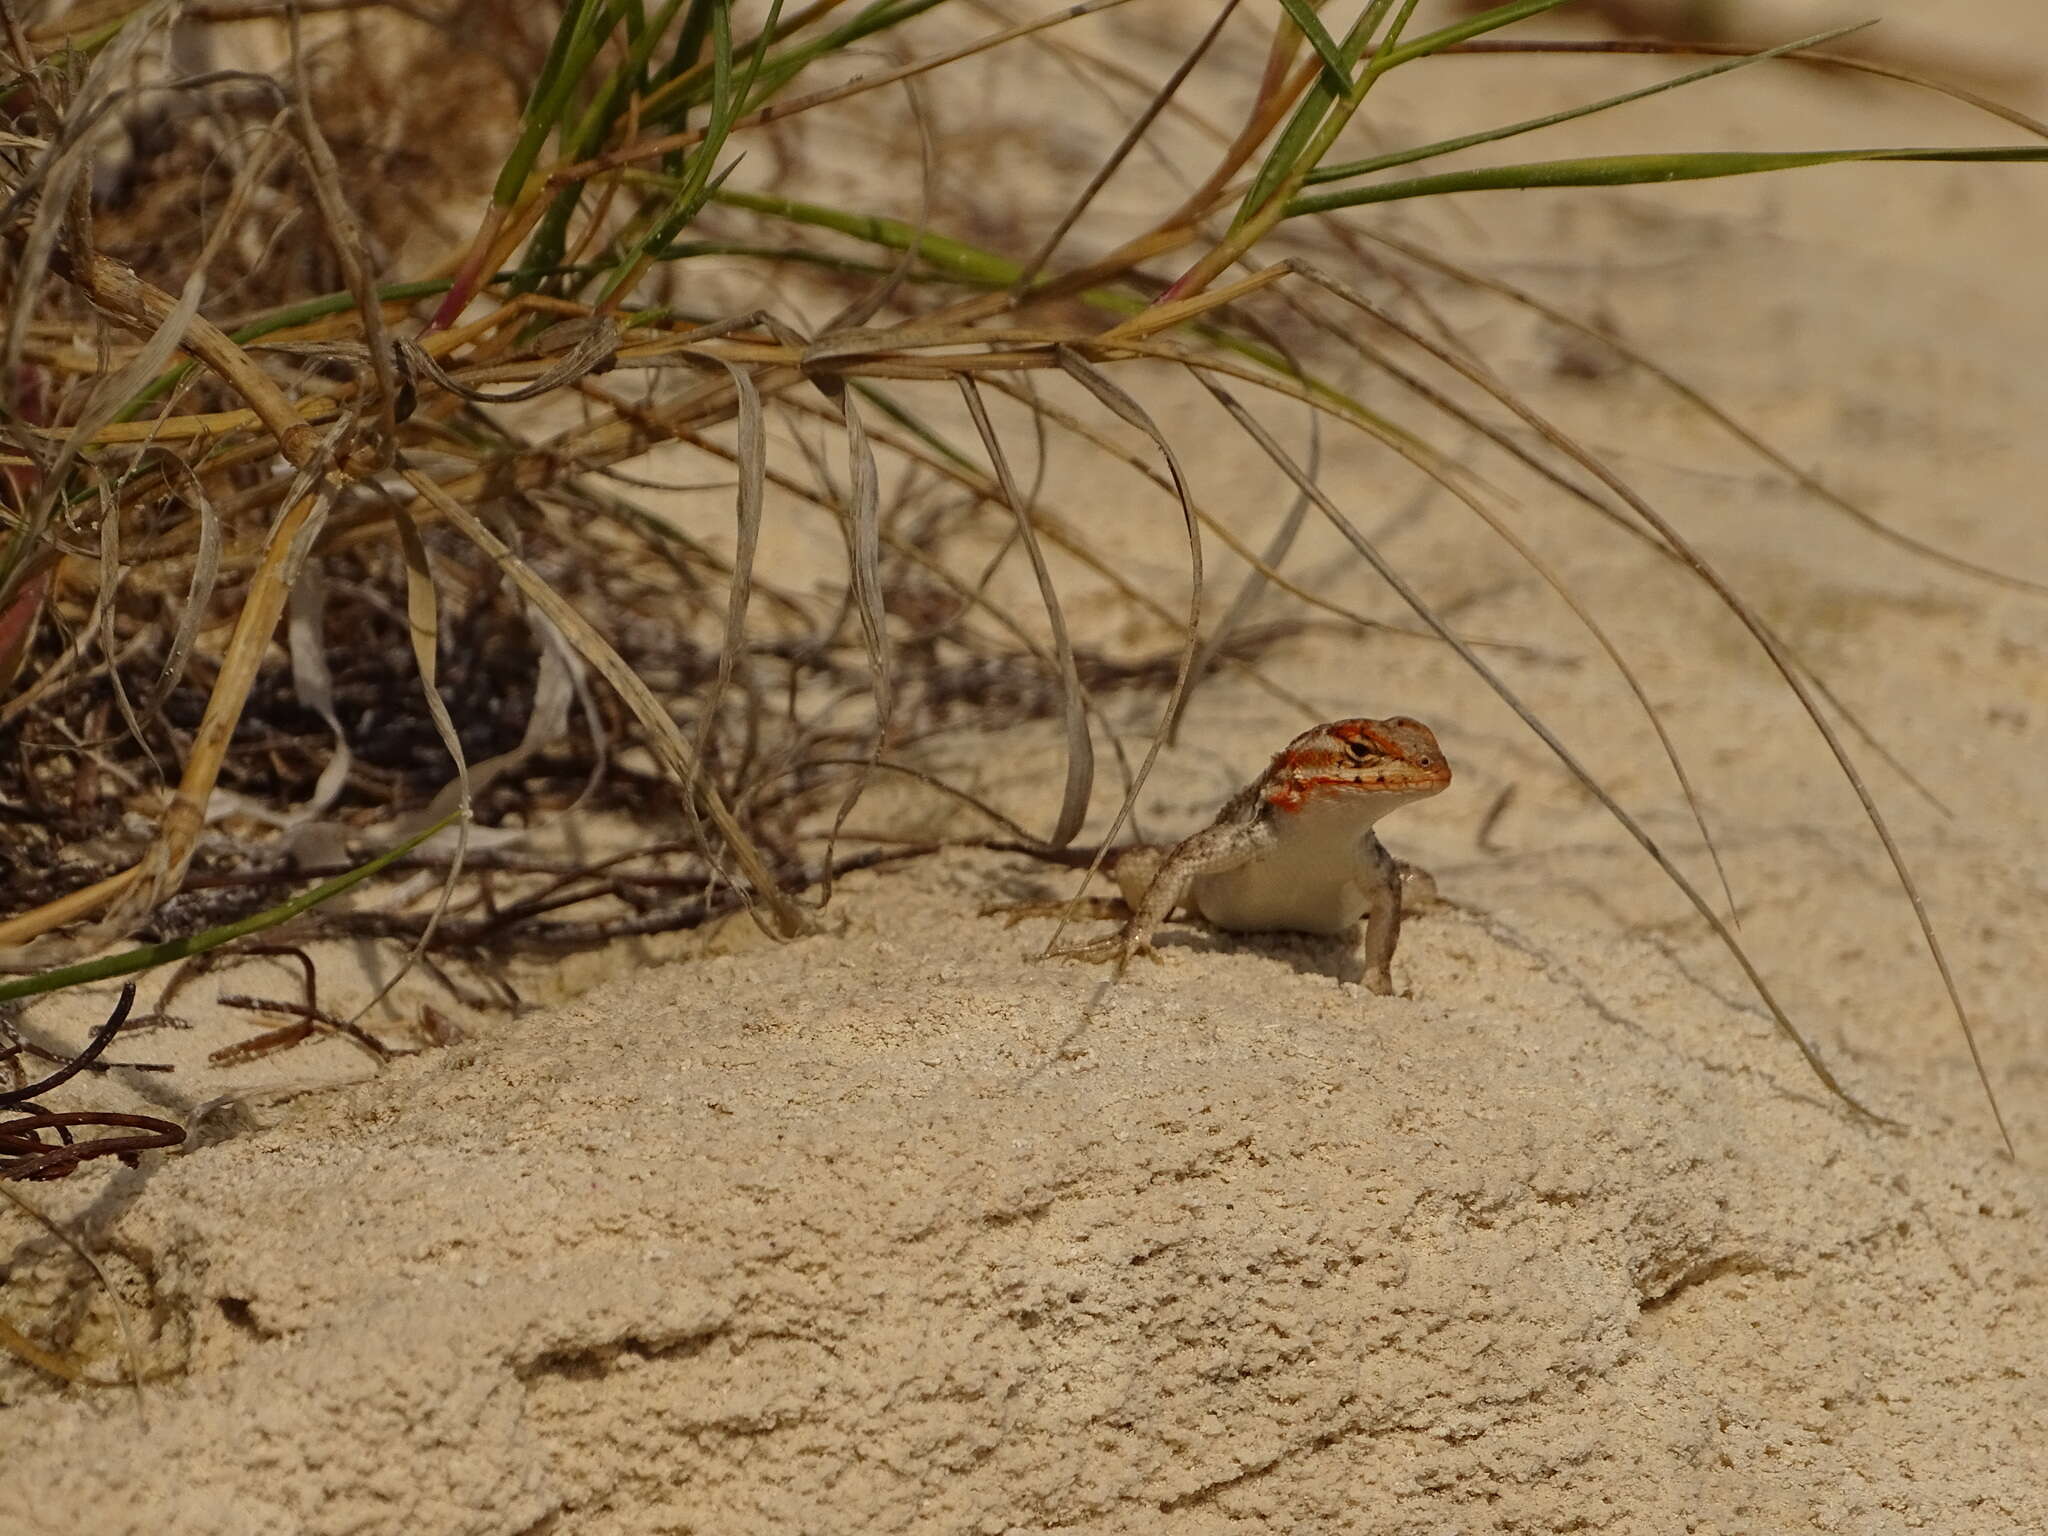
[4,4,2046,1530]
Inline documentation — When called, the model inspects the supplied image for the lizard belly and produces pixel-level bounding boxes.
[1188,835,1372,936]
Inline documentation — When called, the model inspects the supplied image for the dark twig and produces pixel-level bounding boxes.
[0,986,185,1180]
[215,993,390,1064]
[0,984,136,1105]
[0,1111,186,1181]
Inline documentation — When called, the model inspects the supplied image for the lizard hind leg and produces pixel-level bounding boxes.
[1061,823,1274,971]
[981,845,1160,937]
[1046,846,1171,969]
[1039,844,1181,970]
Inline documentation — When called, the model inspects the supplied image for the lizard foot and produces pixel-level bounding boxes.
[1043,933,1161,968]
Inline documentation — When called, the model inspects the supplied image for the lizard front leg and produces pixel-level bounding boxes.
[1052,818,1278,972]
[1357,833,1404,996]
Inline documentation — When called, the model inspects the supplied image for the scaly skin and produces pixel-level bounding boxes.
[1051,716,1451,994]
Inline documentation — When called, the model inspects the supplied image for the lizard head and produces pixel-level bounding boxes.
[1262,715,1452,814]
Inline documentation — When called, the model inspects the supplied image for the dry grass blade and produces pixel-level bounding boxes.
[0,1312,90,1385]
[823,59,937,336]
[1276,238,1957,818]
[809,759,1044,844]
[696,360,768,778]
[1241,271,1741,918]
[45,245,321,468]
[0,1182,147,1414]
[400,321,622,404]
[1042,347,1203,953]
[826,379,893,726]
[92,479,154,782]
[1,0,176,383]
[667,419,1145,776]
[1286,260,2014,1158]
[976,373,1439,672]
[0,417,346,948]
[1364,230,2048,599]
[115,423,346,921]
[287,4,398,467]
[789,370,896,905]
[1393,441,1747,924]
[1168,371,1321,745]
[35,271,205,530]
[143,459,223,711]
[1191,365,1887,1128]
[957,375,1093,846]
[284,563,354,818]
[1443,39,2048,141]
[349,507,474,1022]
[1013,0,1243,290]
[397,463,811,940]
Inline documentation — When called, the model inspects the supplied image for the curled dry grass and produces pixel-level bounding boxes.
[0,0,2044,1387]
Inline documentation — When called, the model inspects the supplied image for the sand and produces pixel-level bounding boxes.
[4,3,2046,1531]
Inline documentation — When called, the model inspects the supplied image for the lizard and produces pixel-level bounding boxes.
[992,716,1452,995]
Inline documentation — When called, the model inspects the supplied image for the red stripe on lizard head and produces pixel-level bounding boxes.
[1261,715,1451,812]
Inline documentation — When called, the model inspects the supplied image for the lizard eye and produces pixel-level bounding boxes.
[1344,738,1375,762]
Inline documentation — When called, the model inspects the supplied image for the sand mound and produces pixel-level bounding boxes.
[6,855,2038,1532]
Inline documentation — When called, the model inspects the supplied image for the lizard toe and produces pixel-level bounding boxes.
[1049,935,1128,965]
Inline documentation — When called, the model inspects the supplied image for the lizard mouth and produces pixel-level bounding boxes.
[1271,764,1451,815]
[1299,768,1449,797]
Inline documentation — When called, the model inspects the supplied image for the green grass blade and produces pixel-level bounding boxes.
[0,813,461,1006]
[1241,0,1581,226]
[1373,0,1582,71]
[1286,144,2048,217]
[597,0,787,304]
[1305,22,1872,186]
[513,0,698,295]
[644,0,948,124]
[704,190,1411,431]
[1235,0,1398,228]
[710,187,1027,286]
[596,0,741,303]
[1276,0,1354,92]
[655,0,719,108]
[491,0,613,209]
[644,0,836,121]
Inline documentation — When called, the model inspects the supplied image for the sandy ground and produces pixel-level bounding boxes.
[5,2,2048,1531]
